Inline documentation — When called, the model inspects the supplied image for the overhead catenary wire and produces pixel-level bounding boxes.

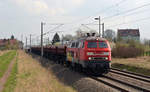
[106,16,150,28]
[102,2,150,21]
[84,8,150,26]
[66,0,127,24]
[24,0,128,41]
[83,2,150,26]
[81,24,96,31]
[26,0,150,46]
[44,24,63,35]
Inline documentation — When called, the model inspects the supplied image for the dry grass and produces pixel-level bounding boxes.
[112,56,150,76]
[14,50,76,92]
[112,56,150,69]
[0,50,10,56]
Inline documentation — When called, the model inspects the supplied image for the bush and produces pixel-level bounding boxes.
[112,41,145,58]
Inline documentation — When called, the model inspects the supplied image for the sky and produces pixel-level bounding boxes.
[0,0,150,44]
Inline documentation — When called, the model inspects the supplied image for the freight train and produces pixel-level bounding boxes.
[30,34,111,75]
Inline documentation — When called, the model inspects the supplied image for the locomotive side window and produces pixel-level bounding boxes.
[99,42,108,48]
[71,42,75,48]
[87,42,97,48]
[76,42,79,48]
[82,42,84,48]
[78,42,81,48]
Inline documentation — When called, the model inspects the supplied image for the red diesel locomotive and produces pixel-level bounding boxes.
[66,36,111,74]
[31,35,111,75]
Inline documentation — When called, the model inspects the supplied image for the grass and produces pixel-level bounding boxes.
[0,50,17,78]
[14,50,76,92]
[0,50,9,56]
[112,56,150,76]
[2,55,18,92]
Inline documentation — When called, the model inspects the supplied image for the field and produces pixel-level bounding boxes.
[0,50,76,92]
[112,56,150,76]
[14,50,76,92]
[0,50,16,78]
[0,51,9,56]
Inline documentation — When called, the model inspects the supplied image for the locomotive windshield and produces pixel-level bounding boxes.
[87,41,108,48]
[87,42,97,48]
[99,42,108,48]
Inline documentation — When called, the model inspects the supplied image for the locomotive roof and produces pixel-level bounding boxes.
[77,36,106,42]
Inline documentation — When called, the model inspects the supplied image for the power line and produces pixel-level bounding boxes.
[102,2,150,21]
[72,1,150,27]
[42,24,64,36]
[66,0,127,24]
[85,8,150,26]
[120,8,150,18]
[81,24,95,31]
[106,16,150,28]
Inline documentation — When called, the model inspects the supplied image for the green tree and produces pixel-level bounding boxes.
[11,35,14,39]
[52,33,60,45]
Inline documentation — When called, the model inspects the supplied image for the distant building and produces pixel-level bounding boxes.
[117,29,140,41]
[0,39,17,46]
[0,39,18,50]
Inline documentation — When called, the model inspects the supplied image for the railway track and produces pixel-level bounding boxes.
[91,76,129,92]
[91,75,150,92]
[90,68,150,92]
[91,68,150,92]
[110,68,150,83]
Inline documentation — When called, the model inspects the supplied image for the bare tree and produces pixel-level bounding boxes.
[104,29,116,41]
[62,34,74,41]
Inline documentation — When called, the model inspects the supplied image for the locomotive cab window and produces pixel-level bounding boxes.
[99,41,108,48]
[75,42,79,48]
[82,42,85,48]
[71,42,75,48]
[87,42,97,48]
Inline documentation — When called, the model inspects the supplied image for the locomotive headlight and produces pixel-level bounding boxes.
[87,52,94,55]
[105,57,108,60]
[103,52,109,55]
[88,57,92,60]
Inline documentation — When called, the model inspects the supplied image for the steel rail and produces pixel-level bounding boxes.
[91,76,129,92]
[103,75,150,92]
[111,68,150,79]
[110,70,150,83]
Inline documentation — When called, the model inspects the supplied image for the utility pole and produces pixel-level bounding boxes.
[95,16,101,37]
[21,34,23,49]
[41,22,43,57]
[48,37,49,45]
[30,34,31,53]
[102,23,104,38]
[99,16,101,37]
[36,36,39,46]
[26,37,27,49]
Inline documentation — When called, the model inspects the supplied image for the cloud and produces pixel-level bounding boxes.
[13,0,66,15]
[13,0,85,16]
[71,0,85,6]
